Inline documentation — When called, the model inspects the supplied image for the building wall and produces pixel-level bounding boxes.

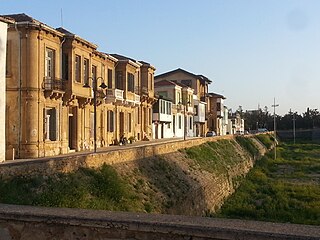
[0,21,7,161]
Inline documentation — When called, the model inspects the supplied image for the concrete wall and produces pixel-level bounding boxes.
[0,21,7,162]
[0,204,318,240]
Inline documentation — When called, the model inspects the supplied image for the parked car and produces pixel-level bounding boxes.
[206,131,216,137]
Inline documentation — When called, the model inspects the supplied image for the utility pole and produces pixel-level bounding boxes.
[272,98,279,160]
[293,112,296,144]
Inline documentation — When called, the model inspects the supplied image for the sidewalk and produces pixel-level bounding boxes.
[2,137,201,165]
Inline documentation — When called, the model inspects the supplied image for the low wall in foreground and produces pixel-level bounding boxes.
[0,204,319,240]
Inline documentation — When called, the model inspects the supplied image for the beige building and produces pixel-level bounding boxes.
[207,93,226,136]
[3,13,155,159]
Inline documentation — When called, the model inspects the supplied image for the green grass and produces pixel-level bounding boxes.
[185,139,251,175]
[216,141,320,225]
[235,136,259,158]
[0,164,143,211]
[256,134,274,149]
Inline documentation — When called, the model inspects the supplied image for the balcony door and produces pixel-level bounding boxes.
[68,107,77,151]
[119,112,125,137]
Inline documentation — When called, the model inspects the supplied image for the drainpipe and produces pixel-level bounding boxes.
[14,22,22,158]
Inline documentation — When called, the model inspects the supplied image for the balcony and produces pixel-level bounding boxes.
[153,112,172,123]
[124,91,140,106]
[106,89,124,104]
[42,77,67,99]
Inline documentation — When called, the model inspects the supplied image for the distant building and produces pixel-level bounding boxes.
[207,93,226,136]
[155,68,211,137]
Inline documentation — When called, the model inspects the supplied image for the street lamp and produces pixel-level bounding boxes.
[83,77,107,153]
[271,97,279,160]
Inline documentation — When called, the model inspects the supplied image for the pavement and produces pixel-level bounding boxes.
[1,137,202,164]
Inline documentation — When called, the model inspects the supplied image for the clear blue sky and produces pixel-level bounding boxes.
[2,0,320,115]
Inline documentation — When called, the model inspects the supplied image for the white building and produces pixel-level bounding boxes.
[152,97,173,139]
[0,18,9,161]
[154,80,195,139]
[227,112,245,135]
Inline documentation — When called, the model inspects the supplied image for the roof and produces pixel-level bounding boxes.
[110,54,142,68]
[155,80,182,88]
[0,16,15,24]
[208,92,226,99]
[110,54,136,62]
[2,13,35,23]
[155,68,212,84]
[56,27,97,49]
[2,13,64,37]
[138,60,156,70]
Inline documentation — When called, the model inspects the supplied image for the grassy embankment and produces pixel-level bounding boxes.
[0,137,261,214]
[216,140,320,225]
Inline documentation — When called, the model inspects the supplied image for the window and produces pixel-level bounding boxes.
[149,108,152,125]
[62,53,68,80]
[217,102,221,111]
[127,73,134,92]
[101,64,105,80]
[189,117,193,129]
[128,113,132,132]
[136,107,140,124]
[176,92,181,104]
[160,100,165,114]
[149,73,153,90]
[83,58,89,85]
[44,108,57,141]
[166,102,170,114]
[188,95,192,106]
[194,106,198,116]
[181,79,192,87]
[153,101,159,113]
[108,69,113,89]
[75,55,81,83]
[166,102,172,115]
[92,65,97,81]
[178,115,182,129]
[116,71,123,89]
[167,123,171,129]
[158,91,168,98]
[45,48,55,78]
[107,110,114,132]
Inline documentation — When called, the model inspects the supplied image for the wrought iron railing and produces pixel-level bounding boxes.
[43,77,67,91]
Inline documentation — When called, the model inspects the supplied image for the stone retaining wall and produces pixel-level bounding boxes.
[0,204,318,240]
[0,136,234,179]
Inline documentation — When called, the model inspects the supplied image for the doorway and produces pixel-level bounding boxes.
[68,107,77,151]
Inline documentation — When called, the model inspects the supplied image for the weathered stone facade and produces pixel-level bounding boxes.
[3,14,156,160]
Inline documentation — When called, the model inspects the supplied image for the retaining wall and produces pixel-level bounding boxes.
[0,136,235,179]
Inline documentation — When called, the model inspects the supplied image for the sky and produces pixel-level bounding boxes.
[2,0,320,115]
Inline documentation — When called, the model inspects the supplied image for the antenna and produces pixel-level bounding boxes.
[60,8,63,27]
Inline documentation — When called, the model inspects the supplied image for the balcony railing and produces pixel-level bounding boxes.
[106,89,124,103]
[43,77,67,91]
[135,94,140,103]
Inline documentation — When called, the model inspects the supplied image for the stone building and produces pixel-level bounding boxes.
[207,93,226,136]
[3,13,155,159]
